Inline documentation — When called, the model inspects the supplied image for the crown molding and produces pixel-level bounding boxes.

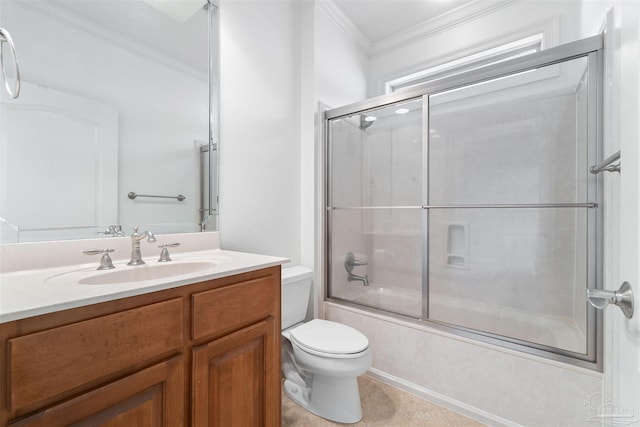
[315,0,372,53]
[371,0,520,58]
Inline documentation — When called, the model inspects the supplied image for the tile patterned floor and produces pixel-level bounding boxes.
[282,376,486,426]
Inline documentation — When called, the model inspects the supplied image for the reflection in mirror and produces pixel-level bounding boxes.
[0,0,219,243]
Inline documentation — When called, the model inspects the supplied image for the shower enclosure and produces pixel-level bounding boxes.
[324,36,603,368]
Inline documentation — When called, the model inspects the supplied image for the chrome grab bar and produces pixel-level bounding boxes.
[590,150,620,174]
[587,282,634,319]
[128,192,185,202]
[0,27,20,99]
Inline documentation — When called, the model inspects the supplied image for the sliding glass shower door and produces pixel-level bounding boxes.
[426,56,595,355]
[326,36,602,367]
[328,98,424,318]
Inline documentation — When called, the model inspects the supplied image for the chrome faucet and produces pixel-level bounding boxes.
[127,227,156,265]
[345,252,370,286]
[348,271,370,287]
[98,224,125,237]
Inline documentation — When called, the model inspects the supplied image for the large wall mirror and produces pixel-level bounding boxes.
[0,0,219,243]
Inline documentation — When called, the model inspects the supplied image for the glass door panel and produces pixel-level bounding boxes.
[328,208,423,318]
[328,98,424,318]
[330,98,423,208]
[426,54,596,357]
[427,208,589,354]
[428,56,590,205]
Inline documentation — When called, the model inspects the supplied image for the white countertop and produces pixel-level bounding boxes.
[0,248,288,323]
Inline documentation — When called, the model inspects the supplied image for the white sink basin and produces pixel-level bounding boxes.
[46,259,226,286]
[78,261,220,285]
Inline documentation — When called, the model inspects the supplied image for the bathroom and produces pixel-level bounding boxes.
[1,0,639,426]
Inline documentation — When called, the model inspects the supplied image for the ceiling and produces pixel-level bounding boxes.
[331,0,476,43]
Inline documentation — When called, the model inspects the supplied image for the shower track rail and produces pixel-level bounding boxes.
[328,203,597,210]
[324,35,603,121]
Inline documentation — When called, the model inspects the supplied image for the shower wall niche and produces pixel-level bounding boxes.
[325,38,602,368]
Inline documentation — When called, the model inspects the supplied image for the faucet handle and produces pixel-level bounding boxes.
[158,242,180,262]
[345,252,368,273]
[98,225,124,237]
[84,248,116,270]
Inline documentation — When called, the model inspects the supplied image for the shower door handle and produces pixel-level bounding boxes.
[587,282,634,318]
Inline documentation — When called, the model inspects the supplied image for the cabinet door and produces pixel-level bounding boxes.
[192,317,279,427]
[9,356,183,427]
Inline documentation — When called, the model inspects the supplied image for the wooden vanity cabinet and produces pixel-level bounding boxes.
[0,266,281,427]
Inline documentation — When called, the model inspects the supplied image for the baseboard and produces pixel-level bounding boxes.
[365,368,523,427]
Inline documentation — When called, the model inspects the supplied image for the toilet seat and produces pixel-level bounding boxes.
[289,319,369,359]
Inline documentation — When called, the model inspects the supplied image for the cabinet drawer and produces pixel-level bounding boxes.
[7,298,183,411]
[192,275,277,340]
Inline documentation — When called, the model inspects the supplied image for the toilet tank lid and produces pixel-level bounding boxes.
[282,266,313,285]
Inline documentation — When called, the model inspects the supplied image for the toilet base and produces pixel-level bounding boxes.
[284,374,364,424]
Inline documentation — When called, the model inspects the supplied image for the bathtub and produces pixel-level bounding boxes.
[337,286,586,354]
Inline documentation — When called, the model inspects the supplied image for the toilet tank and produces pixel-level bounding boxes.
[281,266,313,330]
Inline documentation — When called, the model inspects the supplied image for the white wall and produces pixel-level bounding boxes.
[218,0,368,266]
[219,0,301,263]
[312,3,369,108]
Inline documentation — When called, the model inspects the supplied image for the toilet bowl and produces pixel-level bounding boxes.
[281,266,372,424]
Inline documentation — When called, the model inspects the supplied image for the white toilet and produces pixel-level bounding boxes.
[281,266,372,424]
